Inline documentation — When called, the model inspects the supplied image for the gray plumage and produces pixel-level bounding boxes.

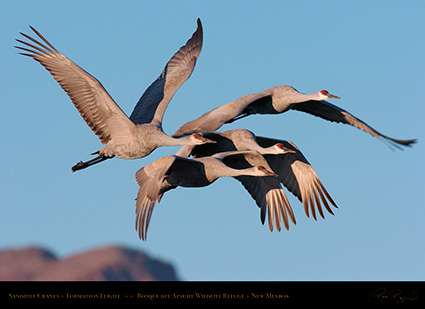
[177,129,338,224]
[134,150,278,240]
[16,19,212,172]
[173,85,416,148]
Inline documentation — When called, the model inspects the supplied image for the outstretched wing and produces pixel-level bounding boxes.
[256,136,338,220]
[16,27,135,145]
[237,175,295,232]
[173,91,269,137]
[134,155,206,240]
[130,19,203,127]
[221,151,296,231]
[135,155,177,240]
[291,100,416,148]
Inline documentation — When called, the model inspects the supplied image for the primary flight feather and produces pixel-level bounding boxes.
[173,85,416,149]
[16,19,215,171]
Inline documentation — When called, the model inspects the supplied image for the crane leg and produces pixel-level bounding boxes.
[71,154,112,172]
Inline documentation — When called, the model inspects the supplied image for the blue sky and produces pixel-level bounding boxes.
[1,1,424,281]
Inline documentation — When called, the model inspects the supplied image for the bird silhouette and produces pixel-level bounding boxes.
[177,129,338,223]
[16,19,216,172]
[173,85,416,149]
[134,150,281,240]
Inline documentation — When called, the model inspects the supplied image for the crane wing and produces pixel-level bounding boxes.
[129,19,203,127]
[291,100,416,148]
[256,136,338,221]
[236,175,295,232]
[135,155,177,240]
[16,27,135,145]
[173,91,269,137]
[134,155,206,240]
[177,137,297,231]
[221,151,296,231]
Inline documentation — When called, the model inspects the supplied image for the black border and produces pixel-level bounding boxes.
[2,281,424,305]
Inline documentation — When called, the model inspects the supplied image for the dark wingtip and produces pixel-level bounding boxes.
[394,137,417,146]
[384,137,418,151]
[194,18,203,43]
[403,138,417,146]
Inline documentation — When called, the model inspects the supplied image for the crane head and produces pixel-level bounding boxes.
[191,133,217,144]
[319,90,340,100]
[275,143,296,154]
[256,166,278,177]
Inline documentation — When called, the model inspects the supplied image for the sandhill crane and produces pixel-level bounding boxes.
[173,85,416,149]
[135,150,286,240]
[16,19,215,172]
[177,129,338,222]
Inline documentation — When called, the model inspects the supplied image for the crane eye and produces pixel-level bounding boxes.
[193,133,202,139]
[320,90,329,95]
[276,143,284,149]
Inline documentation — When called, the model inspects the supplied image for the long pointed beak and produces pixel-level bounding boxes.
[201,137,217,144]
[265,169,279,177]
[328,93,340,99]
[282,146,296,154]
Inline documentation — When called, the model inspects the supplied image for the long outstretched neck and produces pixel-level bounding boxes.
[292,91,320,103]
[290,89,340,103]
[166,135,199,146]
[208,163,262,180]
[148,132,188,147]
[245,142,267,153]
[179,135,201,145]
[256,143,295,156]
[234,139,272,154]
[257,145,279,154]
[164,133,213,147]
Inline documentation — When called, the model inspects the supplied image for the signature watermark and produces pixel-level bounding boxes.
[368,288,418,304]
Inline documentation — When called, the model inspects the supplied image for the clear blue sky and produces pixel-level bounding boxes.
[1,1,424,281]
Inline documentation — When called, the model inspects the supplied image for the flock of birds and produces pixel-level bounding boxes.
[16,19,416,240]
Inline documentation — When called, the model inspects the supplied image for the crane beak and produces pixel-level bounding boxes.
[328,93,340,99]
[265,169,278,177]
[282,146,296,154]
[201,137,217,144]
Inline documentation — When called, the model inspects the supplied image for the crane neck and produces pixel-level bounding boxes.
[290,91,320,104]
[258,145,280,155]
[207,159,260,181]
[232,138,276,155]
[159,134,192,147]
